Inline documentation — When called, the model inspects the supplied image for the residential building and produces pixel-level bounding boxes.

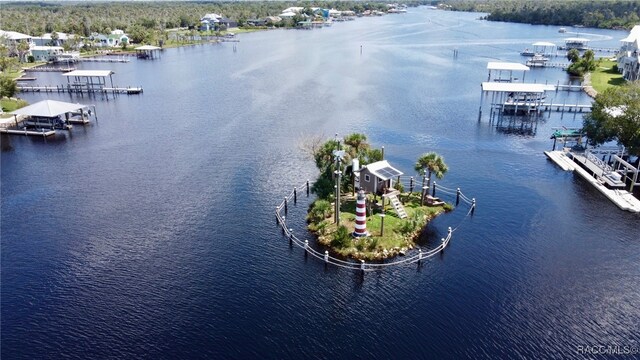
[618,25,640,81]
[30,46,64,62]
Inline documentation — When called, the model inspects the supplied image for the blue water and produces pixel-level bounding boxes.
[2,8,639,359]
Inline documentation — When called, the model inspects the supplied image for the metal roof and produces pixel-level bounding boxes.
[564,37,590,42]
[11,100,88,118]
[532,41,556,47]
[135,45,161,51]
[62,70,114,77]
[481,82,555,93]
[364,160,404,181]
[487,62,530,71]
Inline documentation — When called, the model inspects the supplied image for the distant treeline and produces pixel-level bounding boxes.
[0,1,435,36]
[444,0,640,30]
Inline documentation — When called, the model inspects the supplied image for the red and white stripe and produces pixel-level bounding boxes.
[353,190,368,237]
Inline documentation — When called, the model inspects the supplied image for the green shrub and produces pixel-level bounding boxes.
[330,225,351,248]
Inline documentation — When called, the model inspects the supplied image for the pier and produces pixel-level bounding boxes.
[18,84,143,94]
[24,66,76,72]
[545,150,640,213]
[18,69,142,95]
[76,57,130,63]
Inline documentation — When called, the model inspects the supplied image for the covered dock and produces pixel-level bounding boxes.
[487,62,529,82]
[62,69,115,93]
[520,41,557,57]
[135,45,161,59]
[1,99,97,137]
[561,37,590,50]
[480,82,555,116]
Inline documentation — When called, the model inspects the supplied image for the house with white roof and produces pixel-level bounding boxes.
[618,25,640,81]
[32,32,76,47]
[0,30,34,59]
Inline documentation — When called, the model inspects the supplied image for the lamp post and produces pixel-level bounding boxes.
[379,211,386,236]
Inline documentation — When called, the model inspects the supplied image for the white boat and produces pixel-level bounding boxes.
[526,54,549,67]
[559,27,567,33]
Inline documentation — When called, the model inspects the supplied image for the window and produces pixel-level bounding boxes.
[364,174,370,182]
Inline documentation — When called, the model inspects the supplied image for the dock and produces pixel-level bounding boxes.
[23,66,76,72]
[17,85,143,94]
[545,150,640,213]
[77,57,130,63]
[544,150,576,171]
[0,128,56,137]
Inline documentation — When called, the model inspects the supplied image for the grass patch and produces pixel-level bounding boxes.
[1,98,28,115]
[591,59,625,93]
[308,192,449,260]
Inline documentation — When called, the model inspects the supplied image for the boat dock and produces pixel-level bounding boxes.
[17,70,143,95]
[0,128,56,137]
[18,84,143,94]
[545,150,640,213]
[77,57,130,63]
[24,66,76,72]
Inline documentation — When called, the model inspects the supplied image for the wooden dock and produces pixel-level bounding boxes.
[0,128,56,137]
[18,84,143,94]
[23,66,75,72]
[545,150,640,213]
[77,57,130,63]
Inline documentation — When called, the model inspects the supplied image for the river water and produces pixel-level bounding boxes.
[2,7,638,359]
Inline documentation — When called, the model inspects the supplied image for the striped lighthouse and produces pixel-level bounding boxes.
[353,190,368,237]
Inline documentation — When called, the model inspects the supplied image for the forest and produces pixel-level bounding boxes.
[0,1,431,37]
[445,0,640,29]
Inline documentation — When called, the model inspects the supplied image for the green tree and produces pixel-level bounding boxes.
[415,152,449,188]
[49,31,59,46]
[16,41,31,63]
[343,133,370,161]
[583,83,640,157]
[0,76,18,98]
[567,48,580,63]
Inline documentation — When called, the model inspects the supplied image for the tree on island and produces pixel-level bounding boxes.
[582,83,640,158]
[414,152,449,189]
[310,133,381,200]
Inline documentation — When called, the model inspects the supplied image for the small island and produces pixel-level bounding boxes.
[304,133,452,260]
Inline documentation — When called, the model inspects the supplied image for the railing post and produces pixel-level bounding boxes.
[294,187,297,204]
[284,197,288,214]
[409,177,414,193]
[421,186,427,206]
[432,181,437,197]
[324,250,329,263]
[418,249,423,264]
[306,179,310,196]
[360,260,365,273]
[289,229,293,245]
[471,198,476,215]
[304,240,309,258]
[456,188,461,206]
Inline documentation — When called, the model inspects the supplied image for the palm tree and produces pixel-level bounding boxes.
[343,133,369,160]
[414,152,448,188]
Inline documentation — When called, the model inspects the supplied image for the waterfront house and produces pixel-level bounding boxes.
[0,30,33,59]
[358,160,404,195]
[32,32,76,47]
[30,46,64,62]
[617,25,640,81]
[91,32,129,47]
[200,13,237,31]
